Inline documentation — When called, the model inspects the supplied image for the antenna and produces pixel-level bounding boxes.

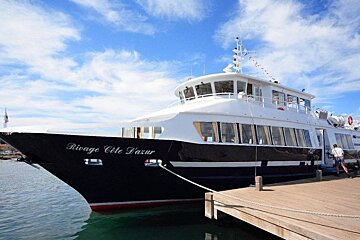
[223,36,255,74]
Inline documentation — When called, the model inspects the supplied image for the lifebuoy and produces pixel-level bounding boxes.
[348,116,353,125]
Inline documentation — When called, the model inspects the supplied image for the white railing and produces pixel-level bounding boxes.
[167,92,311,114]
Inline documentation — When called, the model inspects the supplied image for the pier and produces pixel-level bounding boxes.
[205,174,360,240]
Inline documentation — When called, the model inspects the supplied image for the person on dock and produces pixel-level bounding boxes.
[332,144,351,178]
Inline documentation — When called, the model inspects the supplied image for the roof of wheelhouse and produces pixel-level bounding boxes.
[174,72,315,100]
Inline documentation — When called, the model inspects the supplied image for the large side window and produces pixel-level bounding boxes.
[257,125,272,145]
[340,134,349,149]
[335,133,343,148]
[154,127,163,139]
[271,126,285,145]
[295,129,306,147]
[239,124,256,144]
[214,81,234,94]
[316,129,323,147]
[184,87,195,100]
[194,122,218,142]
[195,83,212,97]
[142,127,150,139]
[303,129,312,147]
[220,123,237,143]
[346,135,354,149]
[284,128,297,146]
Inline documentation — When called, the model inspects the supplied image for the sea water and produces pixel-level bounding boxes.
[0,160,279,240]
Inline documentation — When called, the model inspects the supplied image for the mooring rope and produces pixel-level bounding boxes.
[159,164,360,219]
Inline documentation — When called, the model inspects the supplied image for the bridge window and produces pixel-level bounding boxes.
[272,90,286,106]
[179,91,185,103]
[195,83,212,97]
[271,126,285,145]
[287,95,298,109]
[220,123,237,143]
[237,81,246,95]
[239,124,256,144]
[194,122,218,142]
[257,125,272,145]
[284,128,297,146]
[214,81,233,94]
[299,98,311,111]
[184,87,195,100]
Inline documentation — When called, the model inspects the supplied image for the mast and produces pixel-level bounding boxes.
[223,36,255,74]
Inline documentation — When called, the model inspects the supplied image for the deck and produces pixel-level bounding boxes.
[205,174,360,240]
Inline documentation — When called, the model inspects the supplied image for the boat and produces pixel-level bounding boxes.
[1,38,359,211]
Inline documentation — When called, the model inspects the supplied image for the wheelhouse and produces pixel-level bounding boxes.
[175,73,314,113]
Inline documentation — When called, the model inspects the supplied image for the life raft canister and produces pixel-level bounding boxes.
[348,116,353,125]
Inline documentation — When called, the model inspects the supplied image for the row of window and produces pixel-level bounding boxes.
[335,133,355,149]
[179,80,311,110]
[194,121,312,147]
[180,80,262,102]
[272,90,310,109]
[120,127,164,139]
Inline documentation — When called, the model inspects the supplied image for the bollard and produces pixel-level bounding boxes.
[316,170,322,181]
[255,176,263,191]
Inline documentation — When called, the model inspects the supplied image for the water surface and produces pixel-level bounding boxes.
[0,160,279,240]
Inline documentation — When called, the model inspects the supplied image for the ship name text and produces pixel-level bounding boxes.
[66,143,156,155]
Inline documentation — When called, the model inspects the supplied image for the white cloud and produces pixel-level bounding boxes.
[74,49,180,120]
[214,0,360,105]
[0,1,182,127]
[71,0,156,34]
[0,0,80,81]
[137,0,210,21]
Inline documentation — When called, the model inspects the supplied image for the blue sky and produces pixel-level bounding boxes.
[0,0,359,127]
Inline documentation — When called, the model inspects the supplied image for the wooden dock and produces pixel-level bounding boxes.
[205,174,360,240]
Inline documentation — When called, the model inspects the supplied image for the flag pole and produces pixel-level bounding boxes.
[4,108,8,128]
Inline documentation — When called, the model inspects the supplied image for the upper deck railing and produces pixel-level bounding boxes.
[168,92,311,114]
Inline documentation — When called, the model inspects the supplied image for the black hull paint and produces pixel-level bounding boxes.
[1,132,324,209]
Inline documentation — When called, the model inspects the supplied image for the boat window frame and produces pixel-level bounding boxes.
[287,94,299,109]
[184,86,195,100]
[295,128,306,147]
[195,82,212,98]
[284,127,297,146]
[272,90,286,107]
[214,80,234,95]
[239,124,256,144]
[303,129,312,147]
[270,126,285,146]
[194,121,218,143]
[179,91,185,103]
[220,122,238,143]
[256,125,272,145]
[236,81,246,96]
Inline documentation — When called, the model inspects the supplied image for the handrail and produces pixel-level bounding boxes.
[167,92,311,114]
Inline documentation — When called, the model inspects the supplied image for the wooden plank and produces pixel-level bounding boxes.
[206,175,360,240]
